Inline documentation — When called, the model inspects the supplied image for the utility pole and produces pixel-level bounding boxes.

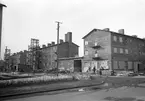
[0,4,6,60]
[55,21,62,76]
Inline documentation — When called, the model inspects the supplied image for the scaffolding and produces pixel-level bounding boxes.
[28,38,40,71]
[4,46,11,60]
[4,46,11,71]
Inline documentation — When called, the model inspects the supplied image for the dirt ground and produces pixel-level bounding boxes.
[4,86,145,101]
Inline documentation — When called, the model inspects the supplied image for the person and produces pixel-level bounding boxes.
[88,66,91,72]
[87,66,91,73]
[93,66,96,74]
[99,68,102,76]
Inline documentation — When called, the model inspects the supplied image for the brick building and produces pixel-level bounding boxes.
[5,32,79,72]
[82,28,145,73]
[40,32,79,71]
[6,50,33,72]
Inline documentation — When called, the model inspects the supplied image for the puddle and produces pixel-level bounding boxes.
[78,88,84,92]
[104,97,145,101]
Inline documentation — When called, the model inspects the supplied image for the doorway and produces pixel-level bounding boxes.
[74,60,82,72]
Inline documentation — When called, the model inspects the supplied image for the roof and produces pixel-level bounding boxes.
[40,41,79,50]
[82,29,97,39]
[0,3,6,7]
[82,28,145,42]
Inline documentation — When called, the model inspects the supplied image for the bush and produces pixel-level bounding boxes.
[0,75,73,88]
[45,68,71,74]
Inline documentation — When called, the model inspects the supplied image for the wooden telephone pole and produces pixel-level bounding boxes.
[55,21,62,76]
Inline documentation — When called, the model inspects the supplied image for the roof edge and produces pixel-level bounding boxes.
[82,28,97,39]
[82,28,145,41]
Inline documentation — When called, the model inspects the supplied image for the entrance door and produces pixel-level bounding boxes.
[74,60,82,72]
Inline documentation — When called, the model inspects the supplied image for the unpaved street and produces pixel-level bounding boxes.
[4,86,145,101]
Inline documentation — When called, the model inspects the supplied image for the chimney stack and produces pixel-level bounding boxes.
[118,29,124,34]
[132,35,137,38]
[65,34,68,42]
[47,43,51,47]
[42,44,46,48]
[65,32,72,43]
[103,28,110,31]
[51,41,55,45]
[60,39,63,43]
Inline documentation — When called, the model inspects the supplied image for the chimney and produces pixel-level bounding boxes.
[103,28,110,31]
[60,39,64,43]
[66,32,72,43]
[47,43,51,47]
[42,44,46,48]
[132,35,137,38]
[51,41,55,45]
[65,34,68,42]
[24,50,27,52]
[118,29,124,34]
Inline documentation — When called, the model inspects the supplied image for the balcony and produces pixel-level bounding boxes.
[92,42,101,49]
[92,54,105,60]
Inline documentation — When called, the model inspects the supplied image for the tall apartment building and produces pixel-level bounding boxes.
[40,32,79,70]
[82,28,145,72]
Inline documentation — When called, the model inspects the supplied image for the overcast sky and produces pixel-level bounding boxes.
[1,0,145,59]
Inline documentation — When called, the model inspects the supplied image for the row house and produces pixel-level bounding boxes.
[7,32,79,72]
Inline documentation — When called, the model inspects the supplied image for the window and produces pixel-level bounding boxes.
[95,42,98,46]
[85,41,88,45]
[95,53,98,57]
[119,37,123,43]
[113,48,117,53]
[120,48,123,53]
[113,36,117,41]
[125,49,128,54]
[85,50,88,55]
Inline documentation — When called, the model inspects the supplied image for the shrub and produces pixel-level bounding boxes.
[0,75,73,88]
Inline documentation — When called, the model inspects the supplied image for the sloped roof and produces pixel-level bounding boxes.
[82,29,97,39]
[40,41,79,50]
[82,28,145,42]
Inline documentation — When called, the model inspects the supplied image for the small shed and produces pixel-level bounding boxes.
[59,57,84,72]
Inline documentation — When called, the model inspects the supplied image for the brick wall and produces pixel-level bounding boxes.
[83,29,112,71]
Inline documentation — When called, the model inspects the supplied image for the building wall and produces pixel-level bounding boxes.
[59,59,74,72]
[41,46,56,70]
[83,29,112,72]
[68,43,79,57]
[40,42,79,70]
[59,58,83,72]
[111,32,145,72]
[58,43,69,58]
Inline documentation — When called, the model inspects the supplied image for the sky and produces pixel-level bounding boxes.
[1,0,145,59]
